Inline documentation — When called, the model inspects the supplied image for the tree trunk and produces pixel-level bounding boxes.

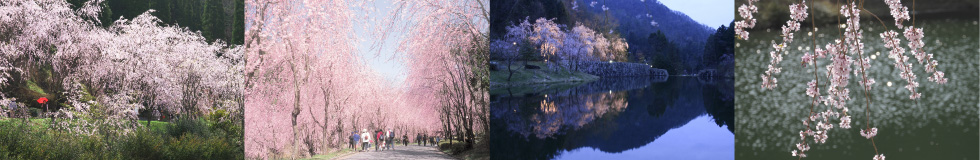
[290,59,302,159]
[321,86,330,153]
[147,107,153,127]
[506,58,513,81]
[465,111,474,150]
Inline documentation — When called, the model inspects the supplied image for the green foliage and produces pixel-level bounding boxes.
[703,21,735,68]
[518,39,540,63]
[646,31,682,74]
[0,120,119,160]
[121,124,241,160]
[166,116,243,158]
[24,80,46,96]
[165,133,239,160]
[0,117,243,160]
[438,137,489,160]
[27,108,41,117]
[701,21,735,77]
[167,117,213,138]
[207,109,243,146]
[439,141,469,155]
[208,109,227,122]
[119,129,166,160]
[138,120,170,133]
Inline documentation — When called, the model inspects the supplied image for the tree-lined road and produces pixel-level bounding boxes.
[339,145,453,160]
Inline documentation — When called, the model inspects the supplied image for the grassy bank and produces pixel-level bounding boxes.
[0,117,242,160]
[490,61,599,87]
[438,139,489,160]
[301,148,355,160]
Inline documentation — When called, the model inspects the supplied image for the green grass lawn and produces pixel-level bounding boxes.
[137,120,170,132]
[0,118,53,129]
[490,61,599,87]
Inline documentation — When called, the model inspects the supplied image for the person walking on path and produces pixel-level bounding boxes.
[360,129,371,152]
[422,133,428,146]
[355,131,362,151]
[416,133,421,146]
[383,130,389,150]
[403,134,408,146]
[385,130,394,150]
[375,130,383,151]
[349,131,357,150]
[388,130,396,150]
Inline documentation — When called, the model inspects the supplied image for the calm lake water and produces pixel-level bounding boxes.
[490,76,735,160]
[735,19,979,159]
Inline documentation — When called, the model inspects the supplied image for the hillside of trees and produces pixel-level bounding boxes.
[490,0,730,75]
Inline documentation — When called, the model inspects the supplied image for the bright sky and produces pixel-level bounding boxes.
[352,1,408,86]
[659,0,735,28]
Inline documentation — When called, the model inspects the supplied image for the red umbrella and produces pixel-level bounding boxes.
[38,97,49,113]
[37,97,47,104]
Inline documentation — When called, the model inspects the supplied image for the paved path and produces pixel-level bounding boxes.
[339,145,453,160]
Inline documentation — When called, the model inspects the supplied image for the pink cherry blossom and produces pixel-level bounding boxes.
[750,1,946,159]
[873,154,886,160]
[884,0,910,28]
[860,127,878,139]
[735,0,759,40]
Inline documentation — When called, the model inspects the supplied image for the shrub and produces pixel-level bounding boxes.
[163,117,243,159]
[166,134,240,160]
[0,118,243,160]
[439,141,470,155]
[0,120,119,160]
[119,129,166,160]
[167,117,213,138]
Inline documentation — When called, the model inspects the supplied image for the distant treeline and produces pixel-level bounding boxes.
[68,0,245,45]
[644,22,732,75]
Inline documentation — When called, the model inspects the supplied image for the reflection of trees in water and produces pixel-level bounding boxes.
[490,76,647,139]
[508,92,629,139]
[490,77,734,159]
[702,78,735,133]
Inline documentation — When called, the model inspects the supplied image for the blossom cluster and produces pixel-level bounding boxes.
[739,0,951,159]
[879,1,947,100]
[873,154,886,160]
[904,26,947,86]
[760,1,806,90]
[500,17,628,64]
[884,0,910,29]
[735,0,953,159]
[735,0,759,40]
[860,127,878,139]
[791,142,810,158]
[882,30,919,99]
[0,0,244,136]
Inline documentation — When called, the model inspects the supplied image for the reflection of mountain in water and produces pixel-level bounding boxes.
[490,77,733,160]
